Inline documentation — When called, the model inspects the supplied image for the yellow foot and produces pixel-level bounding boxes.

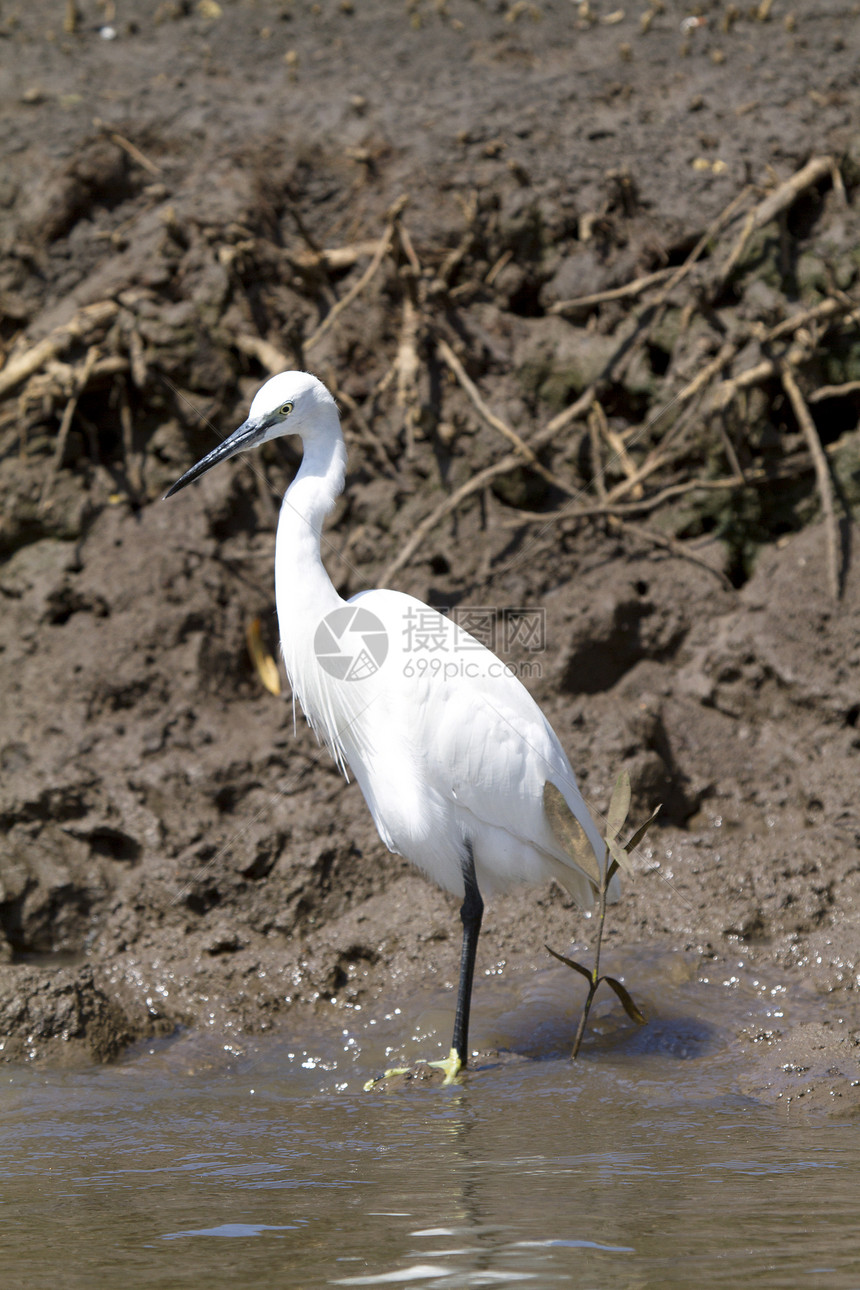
[363,1049,464,1091]
[362,1066,410,1092]
[428,1047,463,1086]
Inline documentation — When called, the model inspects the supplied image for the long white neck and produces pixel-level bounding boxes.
[275,411,347,631]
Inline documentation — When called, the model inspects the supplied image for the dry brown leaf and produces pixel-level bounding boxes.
[246,618,281,696]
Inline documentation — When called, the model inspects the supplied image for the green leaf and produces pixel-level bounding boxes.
[543,782,601,885]
[545,944,594,983]
[624,803,662,855]
[605,834,633,876]
[603,975,647,1025]
[606,770,631,841]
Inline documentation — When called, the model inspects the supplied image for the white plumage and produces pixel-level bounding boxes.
[167,370,616,1077]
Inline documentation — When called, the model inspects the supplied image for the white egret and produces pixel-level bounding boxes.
[166,371,616,1080]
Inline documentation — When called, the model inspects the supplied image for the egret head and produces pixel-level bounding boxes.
[165,371,337,498]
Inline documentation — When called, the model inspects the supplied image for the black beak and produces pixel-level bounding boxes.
[164,418,263,498]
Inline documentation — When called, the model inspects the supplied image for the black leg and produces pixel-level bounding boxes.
[451,840,484,1068]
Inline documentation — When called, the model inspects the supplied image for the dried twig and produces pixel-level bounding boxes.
[711,358,777,410]
[437,339,519,449]
[380,450,522,585]
[395,220,423,277]
[588,406,607,502]
[760,295,854,344]
[704,297,855,413]
[382,353,706,580]
[536,385,596,442]
[549,267,675,315]
[118,381,141,498]
[553,190,754,419]
[593,398,642,497]
[0,301,119,398]
[40,345,100,507]
[381,412,681,586]
[304,197,408,353]
[397,296,422,458]
[26,354,128,389]
[551,187,751,322]
[435,192,478,289]
[233,332,290,373]
[780,361,842,599]
[715,413,746,483]
[485,249,513,287]
[674,340,739,410]
[608,515,733,588]
[437,337,571,488]
[127,325,147,389]
[108,131,162,177]
[601,445,670,506]
[324,369,399,480]
[502,437,850,531]
[718,156,836,286]
[502,474,744,524]
[655,185,753,305]
[289,240,381,272]
[809,380,860,403]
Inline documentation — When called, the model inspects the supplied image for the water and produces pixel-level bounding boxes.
[3,954,859,1289]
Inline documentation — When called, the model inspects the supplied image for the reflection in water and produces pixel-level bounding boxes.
[2,950,859,1288]
[163,1224,300,1240]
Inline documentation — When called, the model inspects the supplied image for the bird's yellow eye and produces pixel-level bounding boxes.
[280,402,293,417]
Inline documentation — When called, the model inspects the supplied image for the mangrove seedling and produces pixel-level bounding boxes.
[544,770,659,1059]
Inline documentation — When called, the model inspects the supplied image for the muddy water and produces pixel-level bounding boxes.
[3,954,858,1289]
